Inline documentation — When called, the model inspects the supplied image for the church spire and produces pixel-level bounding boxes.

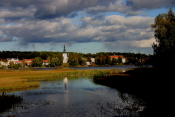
[63,44,66,52]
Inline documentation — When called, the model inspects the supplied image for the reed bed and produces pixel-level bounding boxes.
[0,69,121,92]
[0,78,39,91]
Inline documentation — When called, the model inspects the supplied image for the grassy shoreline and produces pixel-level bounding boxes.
[0,68,121,92]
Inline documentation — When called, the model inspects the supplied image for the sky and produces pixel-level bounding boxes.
[0,0,175,55]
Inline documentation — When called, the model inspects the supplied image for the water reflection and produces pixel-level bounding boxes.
[63,77,69,112]
[0,77,145,117]
[98,92,145,117]
[0,95,23,114]
[63,77,68,91]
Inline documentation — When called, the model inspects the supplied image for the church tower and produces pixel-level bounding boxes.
[62,44,68,63]
[63,44,66,53]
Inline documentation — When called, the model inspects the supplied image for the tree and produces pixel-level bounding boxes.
[87,56,91,63]
[47,56,51,67]
[50,57,61,67]
[127,57,137,64]
[151,8,175,68]
[117,56,122,64]
[106,55,111,65]
[69,58,79,66]
[150,9,175,117]
[78,56,83,65]
[32,57,43,67]
[13,64,20,69]
[9,61,14,68]
[21,59,26,68]
[111,58,117,65]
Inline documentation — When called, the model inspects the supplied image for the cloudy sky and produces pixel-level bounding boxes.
[0,0,175,54]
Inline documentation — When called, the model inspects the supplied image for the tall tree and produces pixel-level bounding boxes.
[21,59,26,68]
[117,56,123,64]
[106,55,111,65]
[69,58,79,66]
[111,58,117,65]
[32,57,43,67]
[50,57,61,67]
[151,8,175,68]
[9,61,14,68]
[150,9,175,117]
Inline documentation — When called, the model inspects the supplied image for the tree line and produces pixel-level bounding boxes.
[151,8,175,68]
[0,51,153,67]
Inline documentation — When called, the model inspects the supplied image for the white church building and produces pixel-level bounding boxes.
[62,44,68,63]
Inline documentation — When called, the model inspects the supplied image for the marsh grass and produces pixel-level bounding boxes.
[0,78,39,92]
[0,69,121,92]
[93,69,124,81]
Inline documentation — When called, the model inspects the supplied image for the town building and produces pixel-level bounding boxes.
[110,55,127,63]
[7,58,20,65]
[0,61,8,66]
[0,58,8,66]
[42,60,49,66]
[62,44,68,63]
[23,59,32,66]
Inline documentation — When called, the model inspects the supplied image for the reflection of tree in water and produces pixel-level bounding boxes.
[60,93,145,117]
[0,94,23,113]
[97,92,145,117]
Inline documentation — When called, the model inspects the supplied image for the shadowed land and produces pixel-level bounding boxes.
[93,67,173,116]
[93,67,155,101]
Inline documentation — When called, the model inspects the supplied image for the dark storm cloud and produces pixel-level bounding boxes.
[0,0,48,8]
[33,0,117,19]
[125,0,175,9]
[0,0,174,20]
[0,0,102,19]
[0,14,154,45]
[84,0,175,16]
[0,0,173,53]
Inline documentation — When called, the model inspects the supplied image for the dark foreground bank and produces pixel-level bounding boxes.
[93,67,173,117]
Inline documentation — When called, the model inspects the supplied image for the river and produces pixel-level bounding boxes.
[1,66,145,117]
[34,65,136,71]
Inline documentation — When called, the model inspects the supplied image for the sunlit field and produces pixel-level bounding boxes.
[0,68,121,92]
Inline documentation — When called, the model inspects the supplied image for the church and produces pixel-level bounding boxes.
[62,44,68,63]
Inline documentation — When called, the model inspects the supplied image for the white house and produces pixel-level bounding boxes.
[42,60,49,66]
[110,55,127,63]
[84,58,95,66]
[86,62,91,66]
[91,58,95,63]
[7,58,19,65]
[0,61,8,66]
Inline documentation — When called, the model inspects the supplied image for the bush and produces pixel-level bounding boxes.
[13,64,20,69]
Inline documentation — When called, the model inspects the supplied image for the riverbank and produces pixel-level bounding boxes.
[93,67,173,117]
[94,67,155,100]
